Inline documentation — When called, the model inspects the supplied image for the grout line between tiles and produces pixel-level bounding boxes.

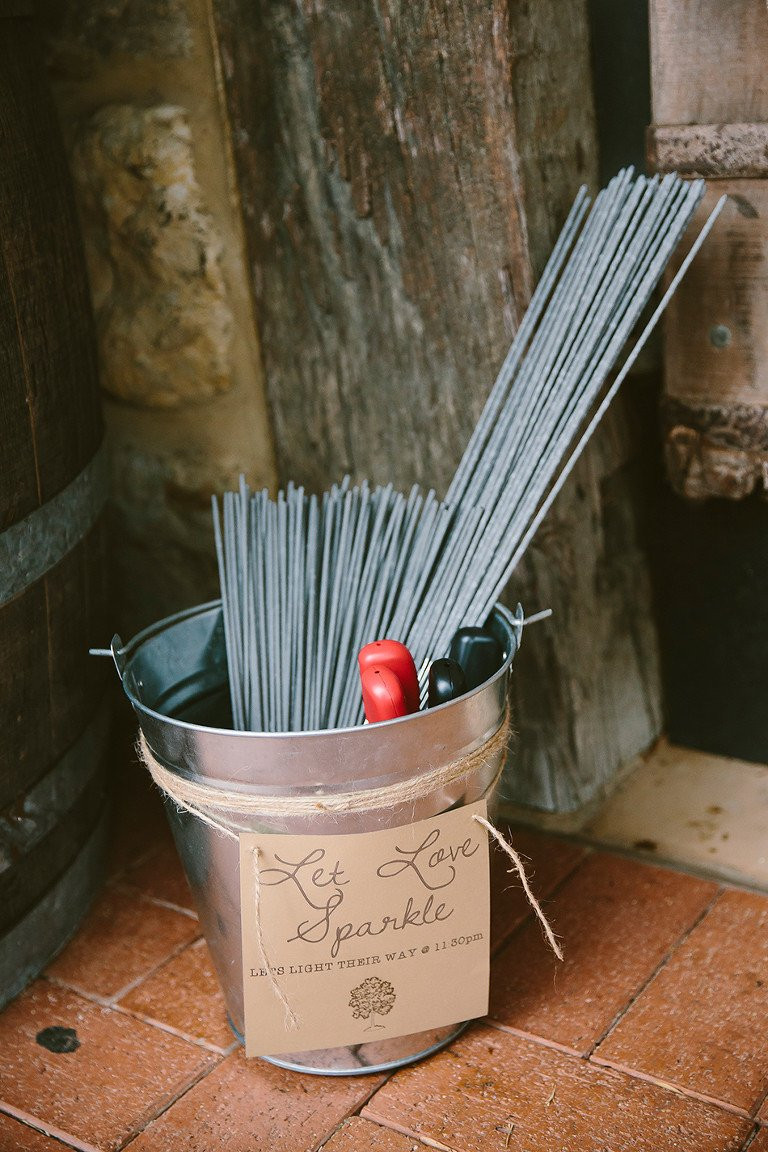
[748,1078,768,1122]
[116,1054,225,1150]
[107,934,205,1006]
[141,895,197,920]
[483,1018,583,1058]
[358,1108,452,1152]
[110,1002,237,1055]
[111,881,199,921]
[1,1008,223,1151]
[41,927,205,1015]
[0,1104,100,1152]
[316,1118,353,1152]
[590,1054,752,1120]
[483,1015,756,1124]
[584,884,725,1058]
[738,1123,764,1151]
[313,1072,395,1152]
[41,975,114,1009]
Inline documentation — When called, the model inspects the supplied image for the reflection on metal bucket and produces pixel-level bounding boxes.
[116,599,521,1075]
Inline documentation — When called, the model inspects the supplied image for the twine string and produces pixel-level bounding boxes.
[473,814,563,961]
[138,717,510,819]
[252,845,299,1030]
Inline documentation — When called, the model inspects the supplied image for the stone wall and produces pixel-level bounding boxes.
[40,0,278,636]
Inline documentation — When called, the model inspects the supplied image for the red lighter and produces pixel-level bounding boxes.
[359,664,409,723]
[357,639,420,714]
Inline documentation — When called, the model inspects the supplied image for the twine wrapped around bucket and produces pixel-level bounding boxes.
[138,713,511,822]
[138,712,563,976]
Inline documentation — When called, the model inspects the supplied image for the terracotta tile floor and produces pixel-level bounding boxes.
[2,738,768,1151]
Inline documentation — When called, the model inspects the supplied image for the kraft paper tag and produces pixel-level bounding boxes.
[239,800,491,1057]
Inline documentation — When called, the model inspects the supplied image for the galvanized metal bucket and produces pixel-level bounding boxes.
[113,599,521,1075]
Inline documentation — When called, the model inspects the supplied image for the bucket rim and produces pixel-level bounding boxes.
[116,599,523,743]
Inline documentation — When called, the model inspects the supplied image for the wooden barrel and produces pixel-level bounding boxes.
[0,6,111,1008]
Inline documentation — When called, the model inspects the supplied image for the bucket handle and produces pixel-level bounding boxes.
[89,634,127,680]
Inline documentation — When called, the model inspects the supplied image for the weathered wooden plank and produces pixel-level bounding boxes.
[213,0,595,494]
[0,218,37,530]
[650,0,768,125]
[0,807,110,1014]
[0,14,108,808]
[0,521,108,809]
[661,183,768,500]
[46,518,110,756]
[0,16,102,513]
[664,185,768,409]
[0,707,110,935]
[649,123,768,180]
[213,0,664,810]
[504,380,664,812]
[0,577,51,808]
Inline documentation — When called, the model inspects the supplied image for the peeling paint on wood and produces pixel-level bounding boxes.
[648,123,768,180]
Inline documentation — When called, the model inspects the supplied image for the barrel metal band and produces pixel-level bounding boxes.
[0,443,109,606]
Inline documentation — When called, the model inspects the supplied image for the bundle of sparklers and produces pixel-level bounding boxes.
[213,170,724,733]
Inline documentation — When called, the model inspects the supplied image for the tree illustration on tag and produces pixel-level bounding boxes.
[349,976,396,1030]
